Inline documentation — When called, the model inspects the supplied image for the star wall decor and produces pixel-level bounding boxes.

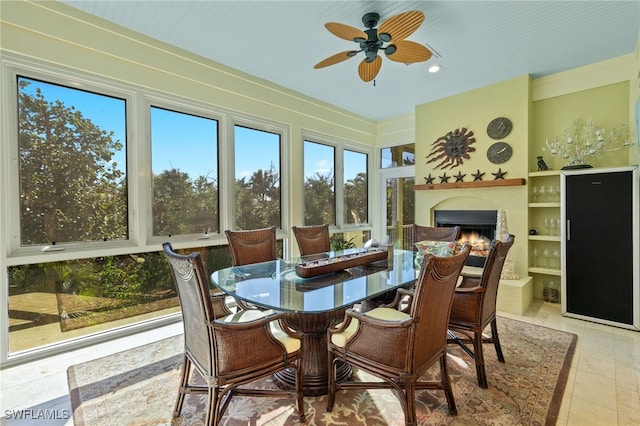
[424,174,435,184]
[454,171,466,182]
[439,173,450,183]
[492,168,507,179]
[472,169,485,181]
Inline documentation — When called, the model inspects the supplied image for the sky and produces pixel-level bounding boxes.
[19,77,364,182]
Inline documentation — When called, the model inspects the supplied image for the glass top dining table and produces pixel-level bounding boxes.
[210,248,418,314]
[210,248,418,396]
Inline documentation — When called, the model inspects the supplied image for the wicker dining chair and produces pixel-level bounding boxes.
[447,234,515,388]
[412,224,462,250]
[326,245,472,425]
[183,247,235,317]
[364,224,462,311]
[291,224,330,256]
[162,242,305,425]
[225,226,278,266]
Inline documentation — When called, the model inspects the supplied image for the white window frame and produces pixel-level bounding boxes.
[2,56,139,260]
[227,115,290,237]
[377,163,416,241]
[145,95,227,246]
[301,130,374,233]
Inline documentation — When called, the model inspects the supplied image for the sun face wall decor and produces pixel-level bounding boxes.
[425,127,476,169]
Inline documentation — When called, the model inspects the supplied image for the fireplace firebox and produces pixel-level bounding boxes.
[434,210,497,267]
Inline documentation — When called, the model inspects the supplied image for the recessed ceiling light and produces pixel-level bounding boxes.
[428,65,442,73]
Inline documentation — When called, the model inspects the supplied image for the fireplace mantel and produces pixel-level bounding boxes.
[413,178,526,191]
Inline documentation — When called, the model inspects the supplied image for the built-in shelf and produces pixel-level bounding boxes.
[528,202,561,208]
[413,178,526,191]
[528,235,561,242]
[528,170,561,177]
[528,168,562,304]
[528,267,561,276]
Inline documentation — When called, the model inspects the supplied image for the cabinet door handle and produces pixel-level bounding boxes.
[566,219,570,240]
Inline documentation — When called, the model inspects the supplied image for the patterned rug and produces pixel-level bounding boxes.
[68,317,576,425]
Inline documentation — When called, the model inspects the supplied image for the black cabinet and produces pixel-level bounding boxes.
[561,166,639,329]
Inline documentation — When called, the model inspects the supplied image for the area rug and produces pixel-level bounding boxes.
[68,317,576,425]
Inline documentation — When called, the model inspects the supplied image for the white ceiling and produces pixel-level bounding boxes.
[61,1,640,121]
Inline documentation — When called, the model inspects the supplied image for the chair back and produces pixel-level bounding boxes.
[225,226,277,266]
[478,234,515,323]
[411,245,471,367]
[292,224,330,256]
[162,242,215,375]
[412,224,462,251]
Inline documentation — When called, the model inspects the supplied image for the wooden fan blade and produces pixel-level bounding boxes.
[314,51,358,69]
[386,40,432,63]
[325,22,367,41]
[358,56,382,82]
[378,10,424,41]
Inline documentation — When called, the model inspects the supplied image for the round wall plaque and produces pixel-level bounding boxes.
[487,141,513,164]
[487,117,512,140]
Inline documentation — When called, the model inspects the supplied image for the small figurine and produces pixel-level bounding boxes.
[537,156,549,171]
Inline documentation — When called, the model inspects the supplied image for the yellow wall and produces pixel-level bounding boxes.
[416,75,530,181]
[413,76,530,278]
[532,82,630,171]
[376,113,414,147]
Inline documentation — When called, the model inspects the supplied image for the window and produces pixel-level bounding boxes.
[344,149,368,225]
[151,106,219,237]
[303,136,371,230]
[233,125,281,229]
[17,76,127,246]
[303,141,335,225]
[6,244,233,353]
[386,176,416,250]
[381,143,415,168]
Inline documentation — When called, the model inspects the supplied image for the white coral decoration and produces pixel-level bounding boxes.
[544,117,631,167]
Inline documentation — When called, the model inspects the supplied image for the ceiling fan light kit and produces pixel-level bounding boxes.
[314,10,433,82]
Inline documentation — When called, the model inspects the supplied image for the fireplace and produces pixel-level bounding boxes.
[434,210,497,267]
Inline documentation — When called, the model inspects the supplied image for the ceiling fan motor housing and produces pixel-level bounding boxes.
[362,12,380,28]
[361,24,384,62]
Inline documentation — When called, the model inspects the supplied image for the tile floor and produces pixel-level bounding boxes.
[0,301,638,425]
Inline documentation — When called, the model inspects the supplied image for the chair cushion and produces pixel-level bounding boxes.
[220,309,266,323]
[220,310,301,353]
[414,240,457,269]
[331,307,410,347]
[415,240,456,256]
[269,321,301,353]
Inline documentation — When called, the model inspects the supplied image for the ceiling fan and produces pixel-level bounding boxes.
[314,10,432,82]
